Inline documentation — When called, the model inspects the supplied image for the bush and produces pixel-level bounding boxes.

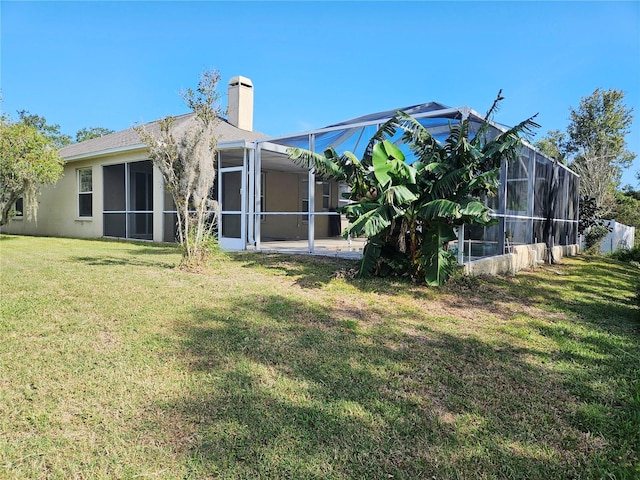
[584,225,610,253]
[610,246,640,264]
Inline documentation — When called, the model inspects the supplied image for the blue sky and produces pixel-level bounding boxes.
[2,1,639,186]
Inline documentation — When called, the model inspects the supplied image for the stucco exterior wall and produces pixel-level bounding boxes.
[1,149,154,240]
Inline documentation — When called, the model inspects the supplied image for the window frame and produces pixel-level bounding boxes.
[77,167,93,218]
[322,181,330,211]
[301,179,309,223]
[260,172,266,222]
[14,197,24,218]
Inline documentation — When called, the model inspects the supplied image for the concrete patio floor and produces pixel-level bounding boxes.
[249,237,367,259]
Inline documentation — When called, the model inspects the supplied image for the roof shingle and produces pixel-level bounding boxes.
[59,113,267,160]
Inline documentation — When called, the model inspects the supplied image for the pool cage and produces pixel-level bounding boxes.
[250,102,579,261]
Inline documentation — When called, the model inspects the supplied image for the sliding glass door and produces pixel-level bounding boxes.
[103,160,153,240]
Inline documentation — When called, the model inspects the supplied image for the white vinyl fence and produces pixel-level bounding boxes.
[600,220,636,253]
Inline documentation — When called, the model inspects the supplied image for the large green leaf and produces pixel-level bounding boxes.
[458,199,487,217]
[431,166,467,199]
[393,160,417,184]
[341,151,360,166]
[459,199,496,225]
[372,140,405,187]
[422,162,450,175]
[362,116,401,165]
[287,147,346,180]
[357,238,383,278]
[419,223,458,286]
[344,204,393,238]
[467,169,500,195]
[418,199,461,220]
[386,184,418,206]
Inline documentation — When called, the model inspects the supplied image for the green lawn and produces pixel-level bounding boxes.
[0,235,638,479]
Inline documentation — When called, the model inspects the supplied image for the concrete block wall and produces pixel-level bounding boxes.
[463,243,580,276]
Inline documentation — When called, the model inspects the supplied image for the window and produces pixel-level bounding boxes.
[260,172,266,221]
[302,180,330,221]
[14,197,23,217]
[322,181,330,210]
[301,180,309,222]
[78,168,93,217]
[337,182,351,209]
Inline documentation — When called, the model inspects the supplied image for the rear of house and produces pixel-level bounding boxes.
[2,76,580,264]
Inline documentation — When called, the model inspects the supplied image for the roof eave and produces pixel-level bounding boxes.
[63,139,259,163]
[63,144,148,163]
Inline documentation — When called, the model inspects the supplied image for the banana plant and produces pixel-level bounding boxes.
[288,93,539,285]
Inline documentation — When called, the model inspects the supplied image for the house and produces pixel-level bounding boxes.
[2,76,580,262]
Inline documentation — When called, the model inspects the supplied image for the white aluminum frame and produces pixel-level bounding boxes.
[218,161,247,250]
[77,166,93,218]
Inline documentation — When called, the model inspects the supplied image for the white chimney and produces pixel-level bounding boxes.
[227,75,254,131]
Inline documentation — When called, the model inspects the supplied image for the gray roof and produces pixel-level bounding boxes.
[59,113,268,161]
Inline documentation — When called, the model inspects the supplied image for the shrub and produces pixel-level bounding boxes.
[584,224,610,253]
[610,246,640,264]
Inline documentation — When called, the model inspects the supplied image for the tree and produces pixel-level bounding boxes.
[134,69,224,270]
[289,93,539,285]
[75,127,114,143]
[15,110,114,145]
[537,88,636,222]
[535,129,566,164]
[613,188,640,245]
[16,110,72,147]
[566,88,635,172]
[0,119,64,226]
[570,144,618,217]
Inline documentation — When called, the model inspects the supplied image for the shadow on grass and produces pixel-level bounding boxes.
[228,252,360,289]
[150,291,639,479]
[66,238,180,269]
[70,253,176,269]
[227,252,437,299]
[130,246,180,256]
[499,258,639,331]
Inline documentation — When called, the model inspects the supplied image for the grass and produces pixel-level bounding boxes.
[0,235,638,479]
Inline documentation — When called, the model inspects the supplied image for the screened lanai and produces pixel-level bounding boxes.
[239,102,579,261]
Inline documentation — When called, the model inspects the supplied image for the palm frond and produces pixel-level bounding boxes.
[458,198,486,214]
[481,115,540,170]
[471,90,504,144]
[494,115,541,145]
[431,166,467,199]
[419,223,458,286]
[341,151,360,166]
[396,111,447,162]
[466,168,500,195]
[386,184,418,206]
[357,239,383,278]
[393,160,417,184]
[362,115,401,165]
[372,140,404,187]
[421,162,450,176]
[418,199,461,221]
[287,147,346,180]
